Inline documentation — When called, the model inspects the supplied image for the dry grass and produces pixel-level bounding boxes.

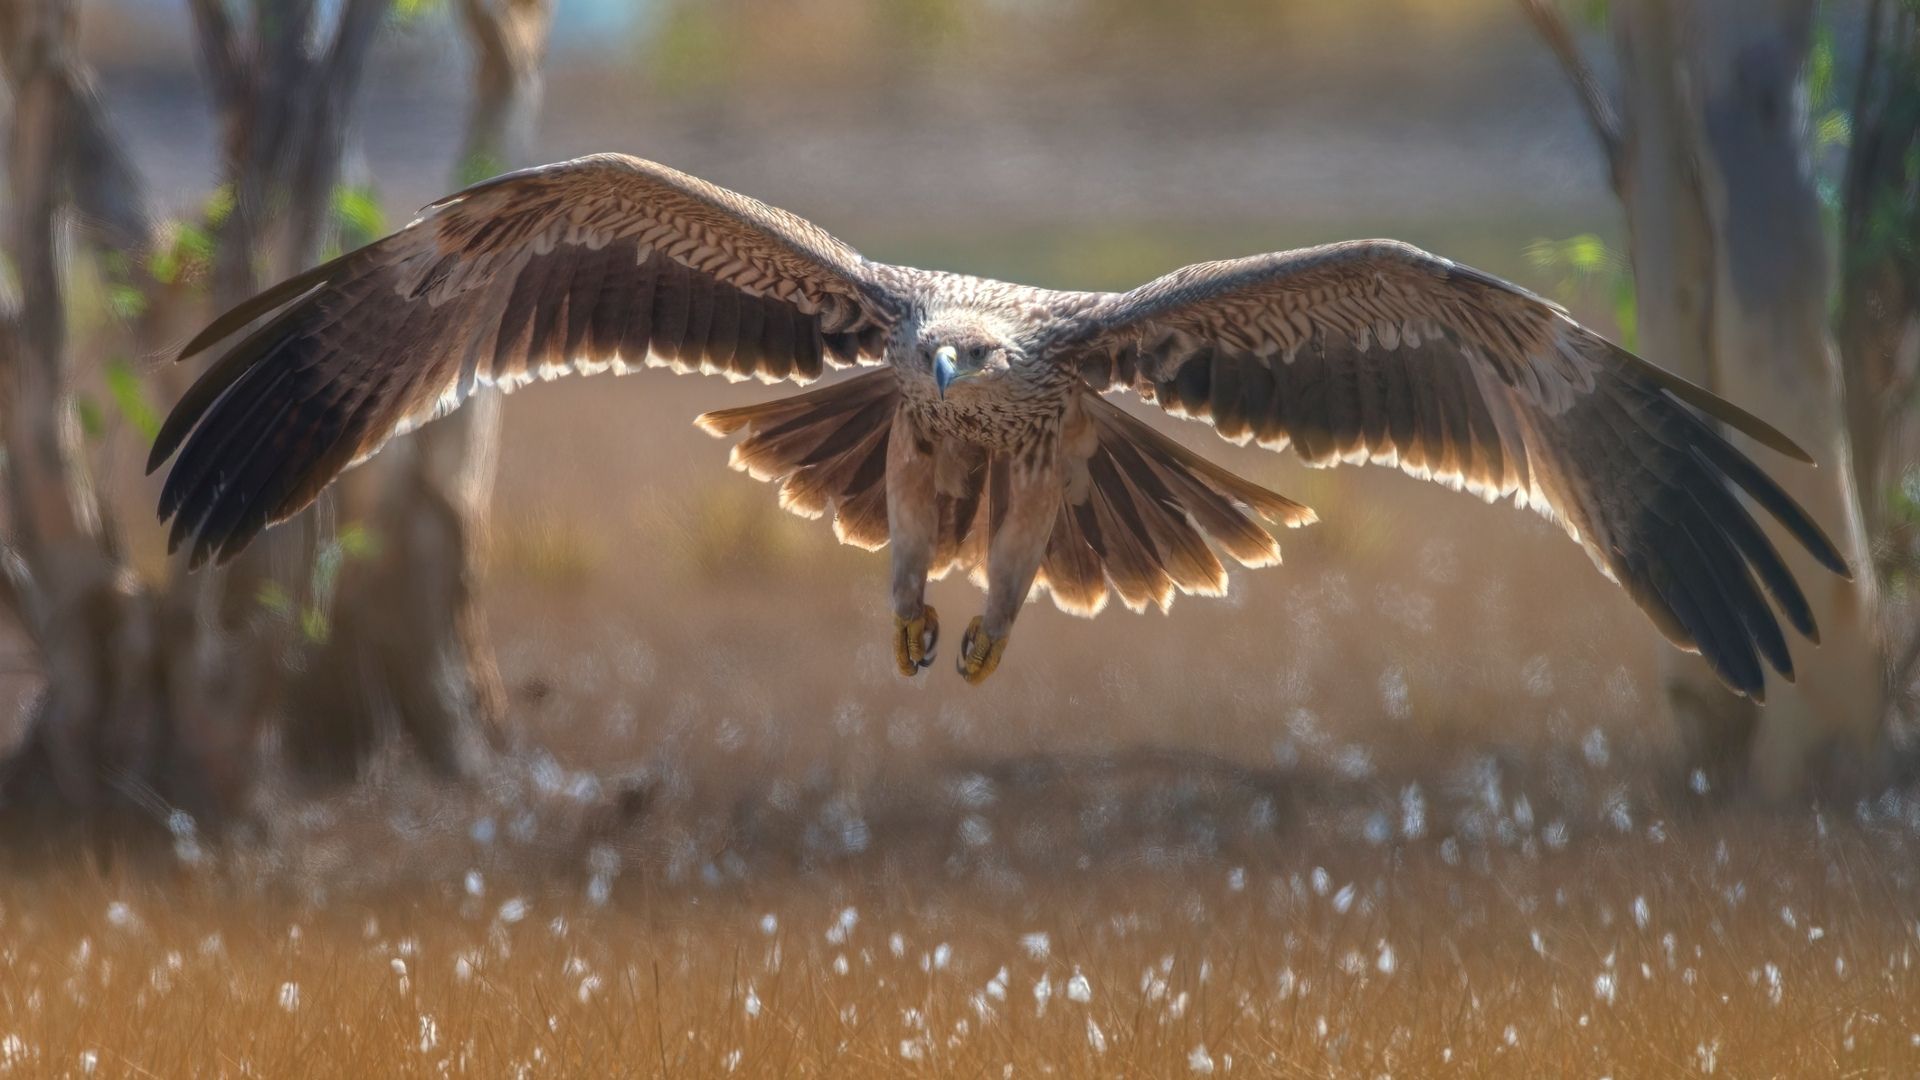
[6,780,1920,1078]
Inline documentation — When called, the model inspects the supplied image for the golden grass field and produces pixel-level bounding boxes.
[6,782,1920,1077]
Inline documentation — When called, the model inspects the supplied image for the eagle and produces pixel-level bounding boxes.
[150,153,1848,695]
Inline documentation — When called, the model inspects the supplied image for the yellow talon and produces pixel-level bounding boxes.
[893,606,939,676]
[956,616,1008,685]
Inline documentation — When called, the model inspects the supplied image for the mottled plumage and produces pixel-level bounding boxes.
[152,154,1849,695]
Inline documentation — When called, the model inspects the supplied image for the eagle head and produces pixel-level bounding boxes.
[919,314,1020,399]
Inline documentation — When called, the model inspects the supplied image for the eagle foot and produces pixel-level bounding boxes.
[956,617,1008,685]
[893,606,940,676]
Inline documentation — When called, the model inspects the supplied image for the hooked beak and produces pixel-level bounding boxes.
[933,345,960,398]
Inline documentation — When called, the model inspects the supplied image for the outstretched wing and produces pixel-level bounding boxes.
[149,153,901,566]
[1059,240,1850,699]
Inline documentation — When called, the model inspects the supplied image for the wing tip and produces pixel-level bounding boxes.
[1613,337,1817,466]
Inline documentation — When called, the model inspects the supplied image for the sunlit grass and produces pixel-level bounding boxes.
[493,511,607,590]
[6,792,1920,1077]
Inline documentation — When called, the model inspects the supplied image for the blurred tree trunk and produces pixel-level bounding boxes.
[0,0,396,835]
[181,0,391,683]
[0,0,236,830]
[1524,0,1881,794]
[289,0,552,780]
[1837,2,1920,713]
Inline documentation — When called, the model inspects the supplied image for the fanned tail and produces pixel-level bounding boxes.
[1033,393,1315,616]
[699,380,1314,617]
[696,370,899,549]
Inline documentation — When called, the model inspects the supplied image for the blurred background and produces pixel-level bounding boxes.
[3,0,1917,860]
[1,1,1919,1072]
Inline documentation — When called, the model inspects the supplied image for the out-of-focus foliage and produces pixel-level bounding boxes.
[147,185,232,288]
[457,151,507,188]
[331,183,388,254]
[257,523,381,645]
[1525,233,1636,346]
[391,0,442,27]
[104,358,161,444]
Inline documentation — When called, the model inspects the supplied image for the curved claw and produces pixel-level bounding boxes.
[956,616,1008,685]
[893,606,940,676]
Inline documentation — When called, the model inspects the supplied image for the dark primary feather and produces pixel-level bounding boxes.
[1059,239,1850,699]
[150,154,897,567]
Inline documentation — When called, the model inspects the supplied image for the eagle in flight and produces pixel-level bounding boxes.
[151,154,1848,694]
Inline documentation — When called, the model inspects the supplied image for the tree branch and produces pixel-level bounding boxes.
[0,0,151,253]
[282,0,392,272]
[59,73,153,253]
[184,0,246,111]
[1518,0,1626,192]
[458,0,514,70]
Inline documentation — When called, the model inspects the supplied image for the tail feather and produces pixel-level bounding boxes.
[1031,393,1314,616]
[698,379,1313,618]
[696,370,898,545]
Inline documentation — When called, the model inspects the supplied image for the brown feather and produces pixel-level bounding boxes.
[1056,237,1847,697]
[152,154,895,564]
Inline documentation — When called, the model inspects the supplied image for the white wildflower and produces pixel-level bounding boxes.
[104,902,138,931]
[417,1014,439,1053]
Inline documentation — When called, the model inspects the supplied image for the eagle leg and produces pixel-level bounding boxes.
[894,606,940,676]
[956,616,1009,685]
[958,450,1059,684]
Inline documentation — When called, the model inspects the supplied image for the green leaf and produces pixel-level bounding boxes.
[1809,23,1836,110]
[256,581,295,618]
[336,522,381,561]
[300,605,331,644]
[1815,110,1851,154]
[391,0,441,24]
[104,358,162,444]
[107,283,147,319]
[331,184,386,249]
[456,152,507,188]
[75,396,105,441]
[202,185,235,229]
[1610,273,1638,352]
[150,222,215,287]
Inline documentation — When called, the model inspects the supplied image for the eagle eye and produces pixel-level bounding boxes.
[968,344,988,363]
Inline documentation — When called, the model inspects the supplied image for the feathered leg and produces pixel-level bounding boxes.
[958,450,1059,684]
[887,406,940,675]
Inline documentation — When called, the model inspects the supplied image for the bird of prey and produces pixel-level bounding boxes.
[151,153,1849,695]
